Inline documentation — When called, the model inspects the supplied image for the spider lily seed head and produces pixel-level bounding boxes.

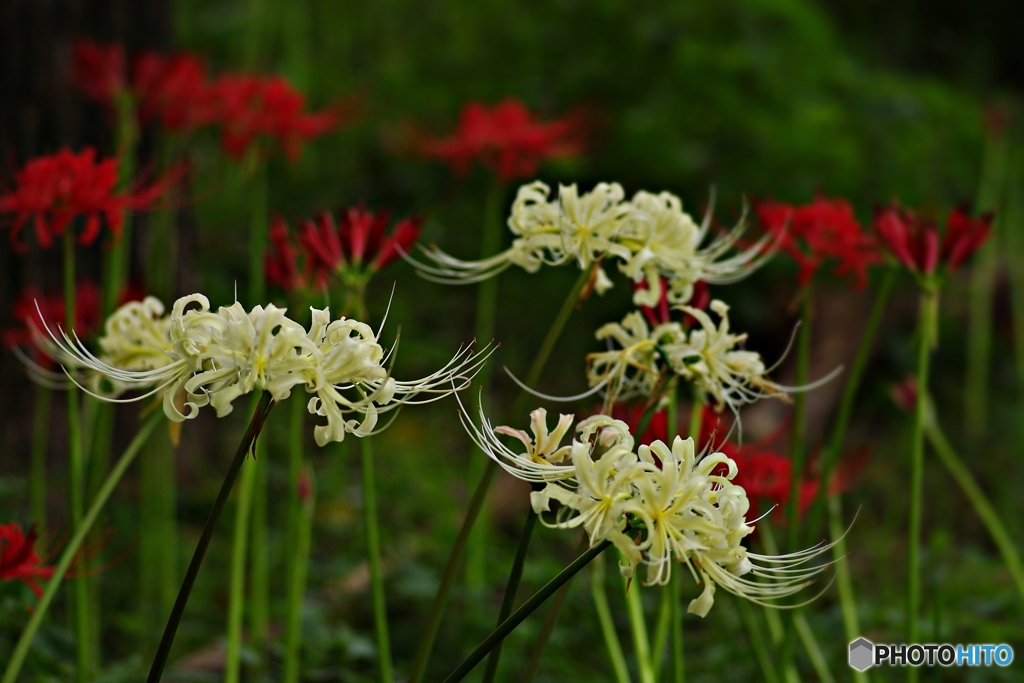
[34,293,492,444]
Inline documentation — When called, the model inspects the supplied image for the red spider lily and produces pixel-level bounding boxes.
[132,51,219,133]
[213,74,344,161]
[415,98,585,183]
[0,148,180,250]
[71,38,126,104]
[265,216,310,293]
[634,277,710,329]
[0,523,54,598]
[298,206,422,286]
[873,203,992,276]
[756,197,881,288]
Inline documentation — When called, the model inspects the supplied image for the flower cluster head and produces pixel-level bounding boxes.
[410,181,771,307]
[414,98,585,183]
[463,405,834,616]
[583,299,792,415]
[266,206,422,300]
[755,197,880,288]
[71,38,352,161]
[36,293,490,445]
[0,148,177,250]
[0,523,54,598]
[873,202,992,279]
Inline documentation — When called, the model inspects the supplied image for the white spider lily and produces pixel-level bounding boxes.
[406,180,633,284]
[617,190,774,306]
[662,299,781,412]
[37,293,492,445]
[585,311,685,410]
[519,425,836,617]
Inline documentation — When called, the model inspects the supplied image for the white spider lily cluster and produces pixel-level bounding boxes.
[463,405,834,617]
[408,180,772,306]
[584,299,787,413]
[37,293,490,445]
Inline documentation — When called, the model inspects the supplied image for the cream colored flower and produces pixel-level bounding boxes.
[39,293,491,445]
[618,190,772,306]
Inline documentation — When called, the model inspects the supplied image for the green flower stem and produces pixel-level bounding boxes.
[147,392,274,683]
[520,536,587,683]
[734,598,781,683]
[625,576,655,683]
[64,230,90,683]
[481,508,537,683]
[669,570,684,683]
[284,463,316,683]
[793,612,835,683]
[964,124,1009,438]
[829,494,868,683]
[592,553,632,683]
[225,435,261,683]
[786,282,813,550]
[654,382,686,682]
[283,394,307,683]
[409,267,591,683]
[803,268,896,543]
[756,522,800,683]
[443,541,611,683]
[467,177,505,588]
[925,412,1024,603]
[30,385,52,532]
[361,436,395,683]
[102,88,139,317]
[907,285,937,683]
[2,412,160,683]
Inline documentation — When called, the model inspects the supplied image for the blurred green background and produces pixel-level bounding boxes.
[2,0,1023,681]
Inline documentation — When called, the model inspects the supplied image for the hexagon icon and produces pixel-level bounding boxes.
[849,638,874,671]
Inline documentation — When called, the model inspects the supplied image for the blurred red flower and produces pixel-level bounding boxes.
[756,197,880,288]
[0,523,54,598]
[873,203,992,276]
[300,207,422,284]
[133,51,219,133]
[213,74,345,161]
[71,39,126,104]
[415,98,585,182]
[265,216,311,293]
[0,148,179,250]
[613,402,668,446]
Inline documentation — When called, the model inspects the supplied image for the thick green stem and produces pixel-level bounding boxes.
[964,124,1009,438]
[592,554,632,683]
[360,436,395,683]
[64,230,91,683]
[2,413,160,683]
[284,463,316,683]
[30,385,52,531]
[148,392,274,683]
[625,577,655,683]
[482,508,537,683]
[735,597,781,683]
[803,268,896,542]
[409,267,591,683]
[284,394,307,682]
[786,283,813,550]
[907,286,937,683]
[520,537,586,683]
[829,494,868,683]
[925,415,1024,603]
[793,612,834,683]
[443,541,611,683]
[466,178,506,589]
[225,440,259,683]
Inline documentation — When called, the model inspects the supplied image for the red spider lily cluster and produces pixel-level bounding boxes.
[873,203,992,276]
[414,98,585,182]
[72,38,349,161]
[0,148,177,250]
[756,197,881,288]
[266,206,422,294]
[0,523,54,598]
